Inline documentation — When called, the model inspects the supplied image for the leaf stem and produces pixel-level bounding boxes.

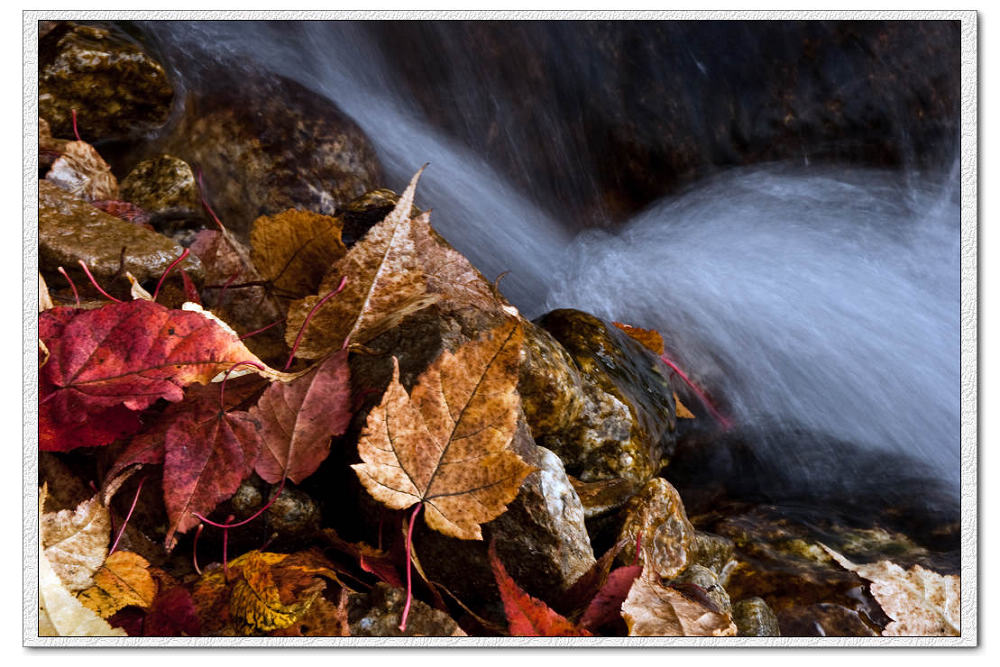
[238,318,283,341]
[191,478,286,530]
[152,248,190,302]
[57,266,80,307]
[659,352,732,429]
[71,108,81,142]
[284,276,348,370]
[109,476,146,555]
[196,168,224,231]
[400,502,423,632]
[192,523,203,575]
[77,260,123,303]
[218,360,267,411]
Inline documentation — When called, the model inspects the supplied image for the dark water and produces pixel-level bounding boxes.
[134,21,961,526]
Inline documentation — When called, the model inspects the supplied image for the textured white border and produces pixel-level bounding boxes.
[22,9,978,648]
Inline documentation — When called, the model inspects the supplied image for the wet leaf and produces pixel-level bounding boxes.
[352,321,534,540]
[40,486,111,592]
[489,541,591,636]
[820,543,960,636]
[252,349,351,484]
[250,209,346,299]
[579,565,642,631]
[613,321,694,418]
[78,551,157,617]
[621,571,737,637]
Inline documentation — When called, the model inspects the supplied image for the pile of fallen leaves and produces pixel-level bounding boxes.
[37,162,961,639]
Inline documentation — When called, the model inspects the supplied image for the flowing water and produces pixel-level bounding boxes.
[138,21,961,518]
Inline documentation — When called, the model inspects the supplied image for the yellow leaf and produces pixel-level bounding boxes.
[250,209,346,300]
[78,551,157,618]
[674,392,696,419]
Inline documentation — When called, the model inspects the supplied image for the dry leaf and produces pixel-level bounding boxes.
[621,572,737,637]
[820,543,960,636]
[78,551,157,618]
[39,535,126,637]
[40,486,111,592]
[674,393,695,419]
[250,209,346,299]
[39,273,54,311]
[613,322,694,419]
[45,140,119,202]
[285,167,435,359]
[352,321,534,540]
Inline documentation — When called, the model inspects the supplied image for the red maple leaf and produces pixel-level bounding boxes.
[251,349,351,484]
[488,541,591,637]
[579,564,642,632]
[39,300,265,451]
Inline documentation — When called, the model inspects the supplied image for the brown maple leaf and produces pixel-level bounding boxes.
[352,320,534,540]
[621,570,737,637]
[250,209,346,300]
[45,139,119,202]
[78,551,157,618]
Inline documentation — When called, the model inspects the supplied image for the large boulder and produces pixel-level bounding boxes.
[153,69,381,238]
[39,23,173,142]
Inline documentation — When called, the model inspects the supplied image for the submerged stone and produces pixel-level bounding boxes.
[119,154,203,226]
[732,597,781,637]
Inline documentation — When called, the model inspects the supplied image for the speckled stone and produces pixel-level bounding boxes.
[618,477,695,579]
[732,597,781,637]
[535,308,677,487]
[348,583,465,637]
[39,23,173,141]
[120,154,202,223]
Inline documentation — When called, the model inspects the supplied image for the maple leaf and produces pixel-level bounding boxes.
[251,349,352,484]
[91,200,152,226]
[620,571,737,637]
[352,320,534,540]
[78,551,157,618]
[820,543,960,636]
[192,549,341,636]
[45,139,119,202]
[284,168,438,359]
[40,486,111,592]
[39,538,126,637]
[579,564,643,632]
[250,209,347,300]
[489,541,591,636]
[39,300,277,451]
[141,584,201,636]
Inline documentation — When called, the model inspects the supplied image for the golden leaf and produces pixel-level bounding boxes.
[40,485,111,592]
[621,572,737,637]
[250,209,346,300]
[612,321,665,355]
[674,392,696,419]
[352,321,534,540]
[820,543,960,636]
[78,551,157,618]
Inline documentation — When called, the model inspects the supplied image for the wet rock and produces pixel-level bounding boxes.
[119,155,203,227]
[45,140,119,202]
[672,563,731,615]
[155,69,380,238]
[535,309,676,487]
[371,22,959,224]
[348,583,465,637]
[39,118,69,174]
[265,487,322,542]
[38,180,203,288]
[518,320,586,441]
[687,530,735,577]
[617,478,695,579]
[732,597,781,637]
[777,603,878,637]
[39,23,173,141]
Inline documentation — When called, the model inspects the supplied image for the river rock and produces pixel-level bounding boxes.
[38,180,203,289]
[687,530,735,577]
[518,320,586,441]
[39,23,173,142]
[672,563,732,615]
[154,69,380,238]
[336,188,420,247]
[119,154,203,227]
[534,309,677,487]
[349,583,466,637]
[617,477,694,579]
[732,597,781,637]
[39,118,69,174]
